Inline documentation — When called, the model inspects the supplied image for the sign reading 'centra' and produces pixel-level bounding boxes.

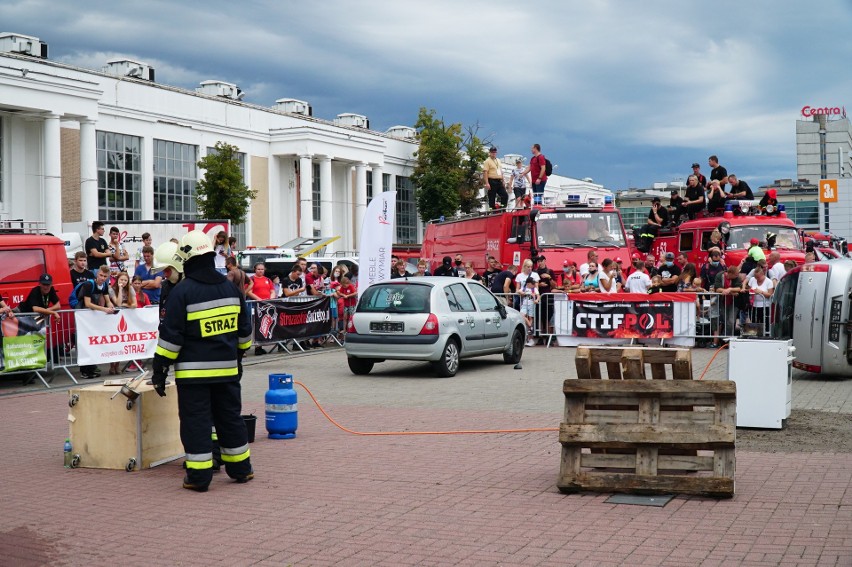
[801,105,847,119]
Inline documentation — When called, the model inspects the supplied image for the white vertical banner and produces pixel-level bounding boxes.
[75,307,160,365]
[358,191,397,297]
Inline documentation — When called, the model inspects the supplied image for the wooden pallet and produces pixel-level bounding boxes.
[557,379,736,498]
[575,346,693,381]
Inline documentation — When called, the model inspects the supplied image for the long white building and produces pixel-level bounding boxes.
[0,32,607,250]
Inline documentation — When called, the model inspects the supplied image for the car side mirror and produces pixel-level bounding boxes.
[506,237,517,244]
[497,303,508,319]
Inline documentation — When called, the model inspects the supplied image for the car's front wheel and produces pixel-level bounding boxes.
[347,357,374,375]
[433,338,460,377]
[503,327,525,364]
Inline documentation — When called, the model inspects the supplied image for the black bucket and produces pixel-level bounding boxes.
[242,414,257,443]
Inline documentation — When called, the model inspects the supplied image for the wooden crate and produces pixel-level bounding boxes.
[557,379,736,498]
[68,382,184,471]
[575,346,693,381]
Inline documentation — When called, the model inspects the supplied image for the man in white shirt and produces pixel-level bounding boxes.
[579,250,598,277]
[766,251,786,284]
[625,257,652,293]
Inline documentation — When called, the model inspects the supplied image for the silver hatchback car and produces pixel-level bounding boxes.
[344,277,527,377]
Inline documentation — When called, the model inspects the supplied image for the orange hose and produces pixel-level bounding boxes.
[294,381,558,436]
[697,342,729,380]
[294,342,727,435]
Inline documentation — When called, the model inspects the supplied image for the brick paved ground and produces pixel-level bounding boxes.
[1,378,851,566]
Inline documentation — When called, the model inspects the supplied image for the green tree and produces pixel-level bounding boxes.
[195,142,256,225]
[411,109,490,220]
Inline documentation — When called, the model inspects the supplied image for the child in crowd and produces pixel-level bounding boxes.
[338,275,358,339]
[648,275,664,294]
[519,278,540,346]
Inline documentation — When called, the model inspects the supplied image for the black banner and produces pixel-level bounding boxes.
[572,300,674,339]
[253,297,332,343]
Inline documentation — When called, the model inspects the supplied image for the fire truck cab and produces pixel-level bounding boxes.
[421,197,633,272]
[644,203,806,268]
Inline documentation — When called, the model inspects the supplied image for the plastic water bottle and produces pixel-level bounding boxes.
[63,439,73,468]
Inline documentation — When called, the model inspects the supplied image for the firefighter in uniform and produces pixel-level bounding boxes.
[152,230,254,492]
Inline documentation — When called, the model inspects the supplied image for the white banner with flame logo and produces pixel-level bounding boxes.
[358,190,397,298]
[75,307,160,365]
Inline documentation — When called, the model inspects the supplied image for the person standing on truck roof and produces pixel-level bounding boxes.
[482,147,508,210]
[708,155,728,190]
[134,246,163,304]
[510,158,531,209]
[85,221,111,271]
[69,251,94,287]
[726,174,753,201]
[683,175,706,220]
[134,233,152,270]
[691,163,708,187]
[522,144,548,206]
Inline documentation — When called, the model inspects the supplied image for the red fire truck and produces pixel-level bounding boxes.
[421,199,633,272]
[645,203,806,268]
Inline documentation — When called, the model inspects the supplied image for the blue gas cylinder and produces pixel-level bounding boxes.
[265,373,298,439]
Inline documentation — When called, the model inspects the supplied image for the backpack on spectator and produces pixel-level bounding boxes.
[544,158,553,176]
[69,279,94,309]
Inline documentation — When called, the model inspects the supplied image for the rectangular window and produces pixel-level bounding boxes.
[396,176,418,244]
[206,146,247,247]
[312,162,321,222]
[97,131,143,221]
[366,171,373,205]
[154,140,197,220]
[0,249,46,284]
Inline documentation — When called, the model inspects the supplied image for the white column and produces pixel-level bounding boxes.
[268,155,280,244]
[141,137,154,219]
[354,162,367,247]
[43,113,62,234]
[319,155,333,243]
[79,119,98,228]
[299,154,313,237]
[371,164,383,196]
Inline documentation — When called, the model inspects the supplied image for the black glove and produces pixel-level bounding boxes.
[151,356,169,397]
[151,369,167,397]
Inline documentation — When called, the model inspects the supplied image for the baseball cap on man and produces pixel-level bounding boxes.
[615,257,623,263]
[39,273,53,285]
[691,162,700,168]
[670,189,679,195]
[750,238,759,246]
[664,252,675,260]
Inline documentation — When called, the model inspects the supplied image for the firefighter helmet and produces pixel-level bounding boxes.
[177,230,214,262]
[153,241,184,284]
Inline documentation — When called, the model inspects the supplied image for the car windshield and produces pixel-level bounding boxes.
[726,226,801,250]
[358,283,432,313]
[536,211,626,246]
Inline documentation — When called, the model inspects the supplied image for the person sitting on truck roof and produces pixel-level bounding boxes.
[668,189,686,225]
[758,188,779,214]
[706,180,727,215]
[683,175,706,220]
[726,174,753,201]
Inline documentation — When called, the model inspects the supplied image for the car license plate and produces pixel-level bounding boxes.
[370,321,404,332]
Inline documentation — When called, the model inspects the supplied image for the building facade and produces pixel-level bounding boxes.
[796,108,852,185]
[0,35,421,251]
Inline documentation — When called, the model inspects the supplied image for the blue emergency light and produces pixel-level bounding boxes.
[604,195,613,204]
[778,204,785,212]
[725,203,734,212]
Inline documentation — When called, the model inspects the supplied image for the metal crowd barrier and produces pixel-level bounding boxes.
[0,310,52,387]
[492,291,772,347]
[247,296,343,355]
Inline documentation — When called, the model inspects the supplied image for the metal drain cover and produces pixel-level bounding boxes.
[605,494,674,507]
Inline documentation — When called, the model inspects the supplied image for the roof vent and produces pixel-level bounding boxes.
[196,80,244,101]
[102,58,155,81]
[0,32,48,58]
[385,125,416,139]
[335,113,369,129]
[503,153,523,165]
[274,98,312,116]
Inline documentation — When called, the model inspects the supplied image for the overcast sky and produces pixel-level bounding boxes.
[3,0,851,191]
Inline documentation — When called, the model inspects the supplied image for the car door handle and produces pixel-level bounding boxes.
[484,318,491,323]
[458,319,465,324]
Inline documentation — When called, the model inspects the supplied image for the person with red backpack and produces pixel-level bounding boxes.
[522,143,549,205]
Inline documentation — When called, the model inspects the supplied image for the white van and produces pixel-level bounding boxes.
[771,259,852,376]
